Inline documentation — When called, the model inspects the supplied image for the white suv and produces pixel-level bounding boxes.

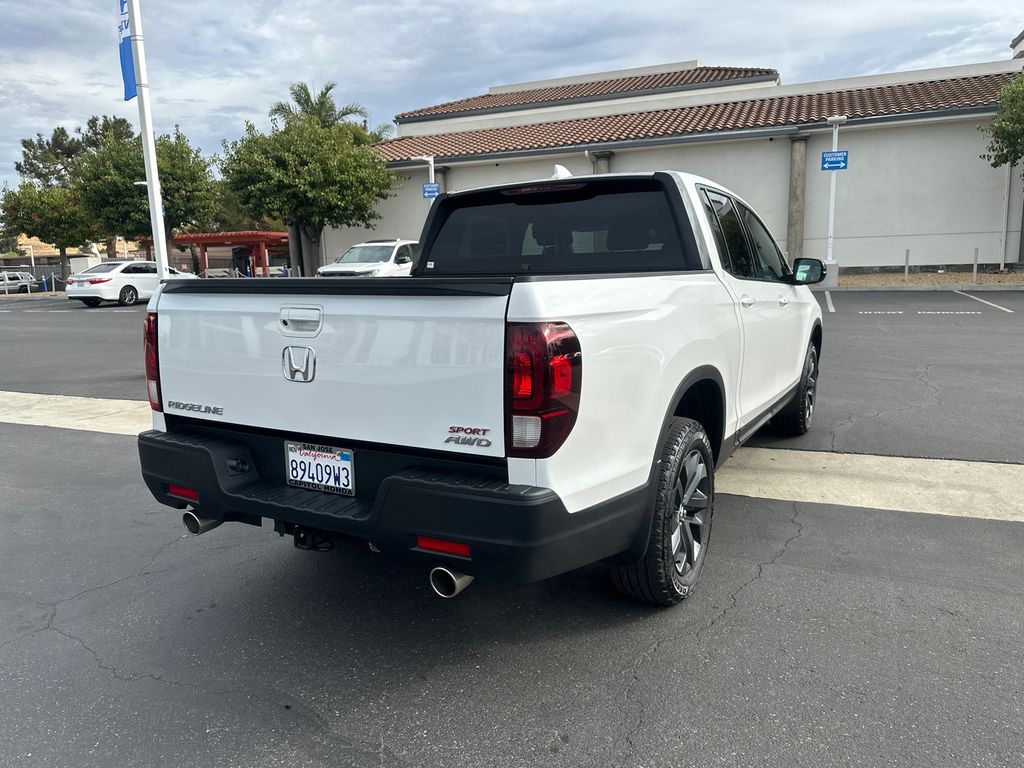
[66,261,196,307]
[316,239,417,277]
[1,271,39,293]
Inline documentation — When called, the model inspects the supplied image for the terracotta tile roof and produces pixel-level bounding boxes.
[395,66,778,121]
[378,73,1014,164]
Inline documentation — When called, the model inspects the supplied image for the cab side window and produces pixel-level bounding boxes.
[395,245,413,264]
[703,191,757,279]
[737,205,788,282]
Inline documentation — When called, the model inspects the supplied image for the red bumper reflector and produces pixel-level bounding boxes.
[416,536,471,558]
[168,485,199,501]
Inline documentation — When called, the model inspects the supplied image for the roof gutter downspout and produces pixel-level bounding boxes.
[1000,162,1013,270]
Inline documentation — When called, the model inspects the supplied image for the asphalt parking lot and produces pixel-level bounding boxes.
[1,289,1023,767]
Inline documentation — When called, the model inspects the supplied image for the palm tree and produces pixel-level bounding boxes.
[269,82,368,128]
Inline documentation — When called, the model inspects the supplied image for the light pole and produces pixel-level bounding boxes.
[126,0,169,279]
[824,115,847,270]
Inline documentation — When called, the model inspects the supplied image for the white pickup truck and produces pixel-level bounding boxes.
[138,172,824,605]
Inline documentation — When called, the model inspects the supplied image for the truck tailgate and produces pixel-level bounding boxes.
[155,279,511,458]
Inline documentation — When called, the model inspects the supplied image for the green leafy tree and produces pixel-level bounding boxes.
[982,73,1024,169]
[221,116,394,271]
[1,183,92,277]
[982,73,1024,266]
[0,232,18,255]
[73,127,216,247]
[205,179,284,232]
[16,116,134,188]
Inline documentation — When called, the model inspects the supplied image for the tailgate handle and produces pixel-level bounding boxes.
[279,305,323,337]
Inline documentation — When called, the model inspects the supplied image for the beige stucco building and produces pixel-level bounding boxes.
[325,42,1024,272]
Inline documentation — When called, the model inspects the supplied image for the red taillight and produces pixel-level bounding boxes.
[88,277,112,284]
[416,536,471,558]
[143,313,162,411]
[505,322,582,458]
[168,484,198,501]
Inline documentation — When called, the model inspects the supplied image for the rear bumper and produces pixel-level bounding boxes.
[67,285,120,300]
[138,427,646,583]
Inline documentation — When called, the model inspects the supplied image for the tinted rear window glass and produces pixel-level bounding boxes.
[83,263,120,273]
[421,179,696,275]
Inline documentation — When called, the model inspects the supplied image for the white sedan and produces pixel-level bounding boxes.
[66,261,197,307]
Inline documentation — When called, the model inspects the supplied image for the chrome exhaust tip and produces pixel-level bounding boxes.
[182,510,221,536]
[429,566,474,598]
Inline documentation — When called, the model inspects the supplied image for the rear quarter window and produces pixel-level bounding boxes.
[419,178,700,275]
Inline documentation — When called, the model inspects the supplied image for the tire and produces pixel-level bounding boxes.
[610,417,715,605]
[82,298,101,308]
[118,286,138,306]
[775,342,818,436]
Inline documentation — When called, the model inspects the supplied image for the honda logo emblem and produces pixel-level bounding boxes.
[282,346,316,382]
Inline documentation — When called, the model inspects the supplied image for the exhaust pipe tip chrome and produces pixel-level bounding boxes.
[182,510,221,536]
[429,566,474,599]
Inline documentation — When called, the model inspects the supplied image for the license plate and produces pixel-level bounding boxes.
[285,442,354,496]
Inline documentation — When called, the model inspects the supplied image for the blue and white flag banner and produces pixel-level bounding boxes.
[118,0,137,101]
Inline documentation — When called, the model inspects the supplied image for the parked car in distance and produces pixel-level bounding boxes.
[66,261,197,307]
[1,271,40,293]
[316,239,418,277]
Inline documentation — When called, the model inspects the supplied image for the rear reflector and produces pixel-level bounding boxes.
[416,536,471,558]
[168,484,198,501]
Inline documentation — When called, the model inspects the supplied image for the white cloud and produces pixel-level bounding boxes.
[0,0,1020,189]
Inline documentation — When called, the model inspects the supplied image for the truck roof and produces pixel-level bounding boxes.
[447,170,746,207]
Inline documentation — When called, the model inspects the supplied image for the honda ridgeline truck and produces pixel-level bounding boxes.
[138,172,824,605]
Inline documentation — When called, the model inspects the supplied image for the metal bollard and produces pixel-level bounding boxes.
[904,249,910,283]
[973,247,979,284]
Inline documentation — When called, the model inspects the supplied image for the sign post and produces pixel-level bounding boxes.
[822,115,848,282]
[122,0,169,279]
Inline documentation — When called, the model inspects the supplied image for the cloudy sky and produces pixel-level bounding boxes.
[0,0,1020,189]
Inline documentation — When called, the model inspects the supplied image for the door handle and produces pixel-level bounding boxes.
[778,296,789,307]
[740,295,756,308]
[279,305,324,337]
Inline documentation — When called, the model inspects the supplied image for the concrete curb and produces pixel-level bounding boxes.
[812,284,1024,292]
[0,292,64,301]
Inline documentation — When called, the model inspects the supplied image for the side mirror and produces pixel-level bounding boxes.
[790,258,826,285]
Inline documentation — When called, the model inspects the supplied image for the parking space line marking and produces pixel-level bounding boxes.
[718,448,1024,523]
[953,290,1015,313]
[825,291,835,313]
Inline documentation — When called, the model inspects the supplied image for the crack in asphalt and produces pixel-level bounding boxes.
[617,503,805,766]
[828,364,944,451]
[0,534,184,654]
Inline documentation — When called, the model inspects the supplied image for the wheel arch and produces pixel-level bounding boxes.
[810,320,823,361]
[606,365,727,567]
[667,366,727,466]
